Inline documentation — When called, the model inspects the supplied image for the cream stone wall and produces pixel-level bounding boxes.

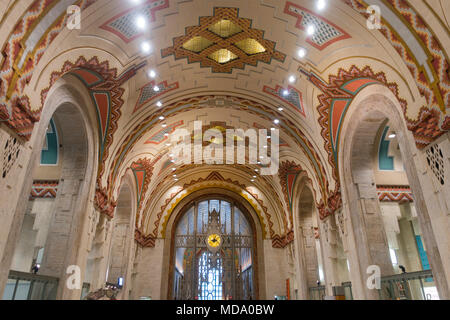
[263,240,288,299]
[10,198,56,272]
[131,240,164,300]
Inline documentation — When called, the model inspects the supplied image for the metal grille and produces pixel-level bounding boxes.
[173,199,254,300]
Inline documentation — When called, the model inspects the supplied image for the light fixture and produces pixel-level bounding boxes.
[253,175,257,178]
[164,133,169,136]
[173,174,177,177]
[148,69,156,78]
[297,47,307,58]
[270,127,275,131]
[141,41,151,54]
[274,119,280,124]
[288,75,296,83]
[388,133,396,139]
[153,85,160,92]
[159,116,165,120]
[307,25,315,36]
[254,168,259,172]
[156,101,162,107]
[165,142,171,146]
[169,153,174,157]
[250,179,255,182]
[278,107,284,111]
[282,89,289,96]
[131,0,142,4]
[174,178,179,181]
[135,15,147,30]
[317,0,326,10]
[172,168,176,171]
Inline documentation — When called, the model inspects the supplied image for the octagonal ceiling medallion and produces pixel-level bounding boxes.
[161,7,286,73]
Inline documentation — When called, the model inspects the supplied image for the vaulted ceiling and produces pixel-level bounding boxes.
[0,0,449,247]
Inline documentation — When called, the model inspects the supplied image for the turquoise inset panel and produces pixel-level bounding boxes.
[378,126,394,170]
[41,118,58,165]
[415,235,430,270]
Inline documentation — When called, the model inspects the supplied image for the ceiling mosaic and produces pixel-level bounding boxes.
[100,0,169,43]
[161,7,286,73]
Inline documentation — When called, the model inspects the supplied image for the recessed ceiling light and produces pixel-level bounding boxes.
[388,133,396,139]
[131,0,142,4]
[156,101,162,107]
[317,0,327,10]
[169,153,174,157]
[297,48,307,58]
[253,175,257,178]
[250,179,255,182]
[173,174,177,177]
[165,143,171,146]
[170,159,175,163]
[282,89,289,96]
[141,41,151,54]
[172,168,176,171]
[164,133,169,136]
[288,75,296,83]
[274,119,280,124]
[270,127,275,131]
[148,69,156,78]
[257,161,261,164]
[278,107,284,111]
[174,178,178,181]
[307,25,315,36]
[159,116,165,120]
[255,169,259,172]
[153,85,160,92]
[135,15,147,30]
[162,123,167,128]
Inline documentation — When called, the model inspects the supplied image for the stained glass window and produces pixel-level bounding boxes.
[173,198,254,300]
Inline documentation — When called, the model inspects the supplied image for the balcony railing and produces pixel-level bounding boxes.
[308,285,326,300]
[307,270,437,300]
[2,270,59,300]
[378,269,437,300]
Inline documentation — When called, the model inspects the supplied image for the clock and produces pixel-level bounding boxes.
[206,233,222,252]
[207,234,221,247]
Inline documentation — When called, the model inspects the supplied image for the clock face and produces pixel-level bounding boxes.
[207,234,221,248]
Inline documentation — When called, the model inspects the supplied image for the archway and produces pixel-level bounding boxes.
[162,187,266,300]
[1,76,99,300]
[338,85,448,299]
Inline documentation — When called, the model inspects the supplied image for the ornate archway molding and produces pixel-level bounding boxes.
[133,171,295,248]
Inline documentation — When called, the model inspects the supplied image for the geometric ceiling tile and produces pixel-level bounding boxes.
[133,80,179,113]
[162,7,286,73]
[263,85,306,117]
[234,38,266,55]
[208,19,242,38]
[182,36,214,53]
[100,0,169,43]
[208,49,238,64]
[284,1,351,50]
